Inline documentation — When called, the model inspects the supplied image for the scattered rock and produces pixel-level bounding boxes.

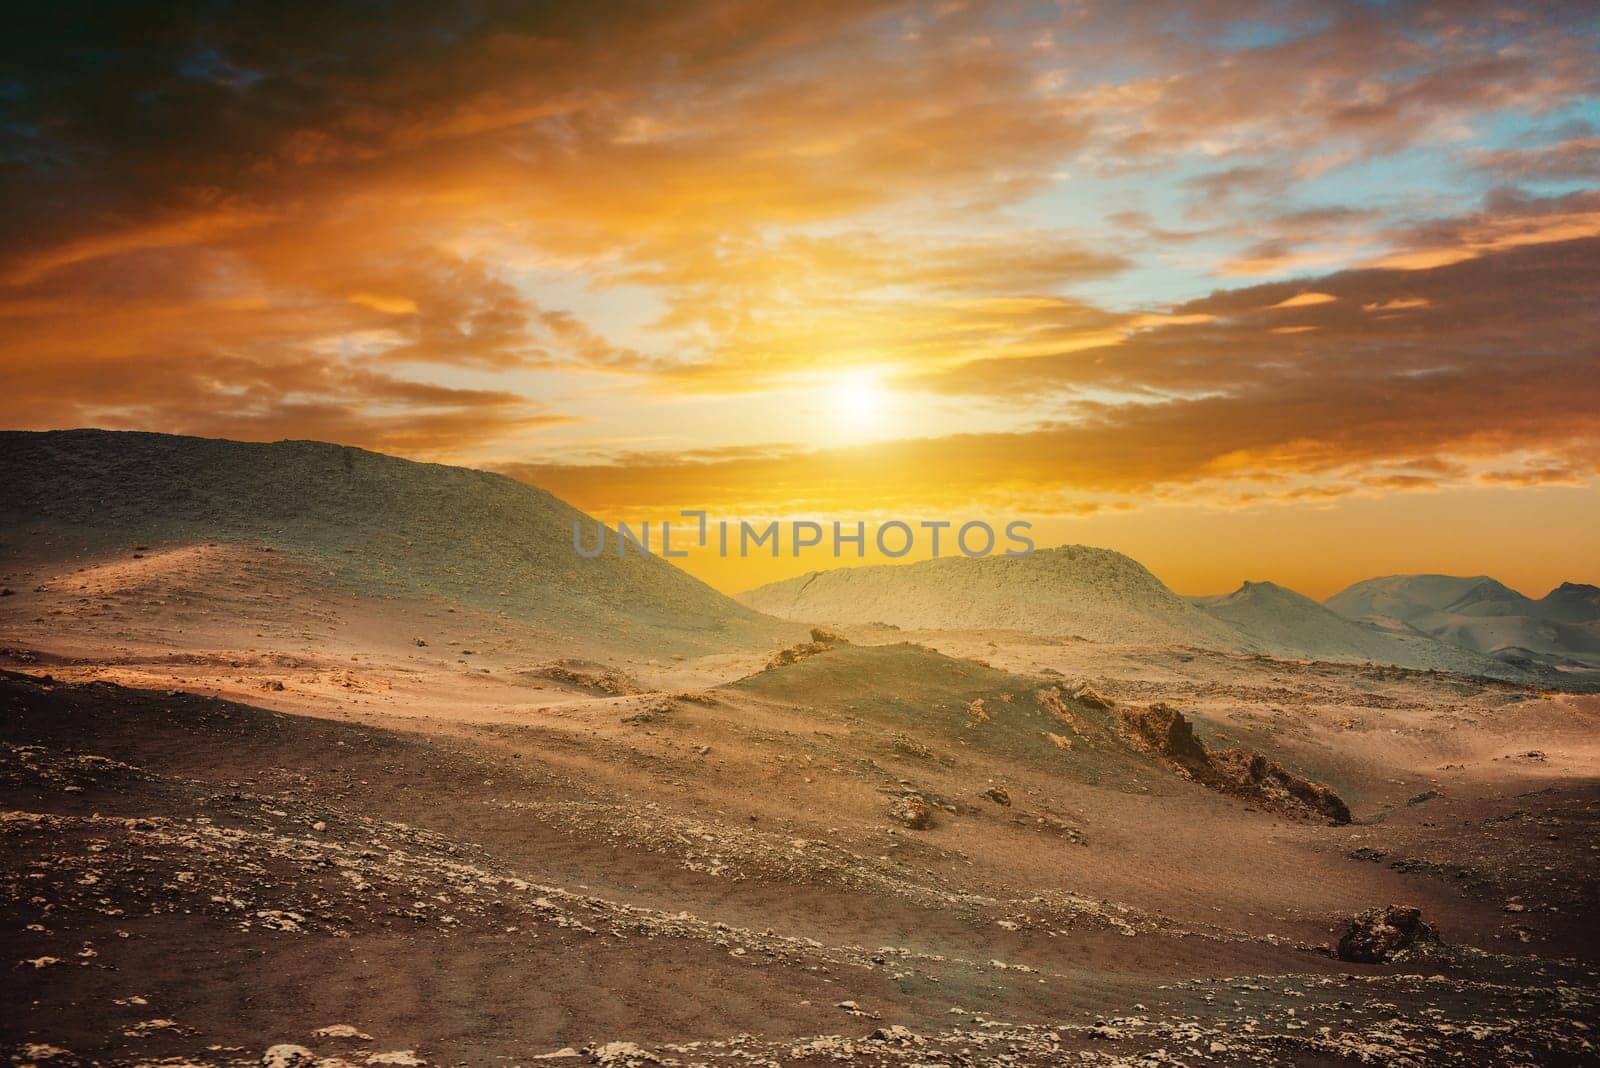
[867,1024,922,1045]
[262,1046,318,1068]
[586,1042,659,1067]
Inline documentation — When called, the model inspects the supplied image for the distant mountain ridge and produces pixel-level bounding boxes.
[0,429,789,652]
[742,553,1591,684]
[1189,580,1510,676]
[1325,573,1600,667]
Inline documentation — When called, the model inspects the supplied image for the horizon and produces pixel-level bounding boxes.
[3,3,1598,599]
[8,425,1594,603]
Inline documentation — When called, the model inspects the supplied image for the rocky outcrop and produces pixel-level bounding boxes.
[766,627,849,669]
[1118,703,1350,824]
[1336,904,1437,962]
[524,660,640,695]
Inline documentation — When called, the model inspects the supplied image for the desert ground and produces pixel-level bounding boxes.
[2,433,1598,1067]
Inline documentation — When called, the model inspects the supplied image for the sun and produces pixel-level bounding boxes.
[833,371,884,426]
[805,367,901,445]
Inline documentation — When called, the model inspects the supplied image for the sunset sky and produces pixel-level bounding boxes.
[3,2,1598,597]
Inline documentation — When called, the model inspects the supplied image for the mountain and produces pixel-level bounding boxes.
[1324,574,1532,622]
[1191,580,1513,675]
[739,545,1253,649]
[1326,573,1600,667]
[1539,582,1600,624]
[0,429,787,652]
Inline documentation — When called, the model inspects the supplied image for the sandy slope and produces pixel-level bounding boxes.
[3,542,1598,1064]
[0,429,791,654]
[740,545,1253,649]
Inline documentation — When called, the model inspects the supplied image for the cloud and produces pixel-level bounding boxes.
[0,0,1596,517]
[509,229,1600,515]
[1471,137,1600,181]
[1268,292,1338,309]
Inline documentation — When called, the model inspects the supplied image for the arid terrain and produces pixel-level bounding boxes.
[3,432,1598,1067]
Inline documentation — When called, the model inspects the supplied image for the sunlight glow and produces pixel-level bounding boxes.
[835,372,884,425]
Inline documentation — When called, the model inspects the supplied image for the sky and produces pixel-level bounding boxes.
[3,1,1598,598]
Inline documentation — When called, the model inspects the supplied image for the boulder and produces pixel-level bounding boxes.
[888,794,934,829]
[1336,904,1436,962]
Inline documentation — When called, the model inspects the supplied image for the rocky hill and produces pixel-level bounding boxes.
[739,545,1252,649]
[0,429,788,653]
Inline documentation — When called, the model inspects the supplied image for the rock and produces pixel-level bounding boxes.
[366,1053,426,1067]
[263,1045,317,1068]
[765,636,841,668]
[586,1042,659,1067]
[867,1025,921,1045]
[1067,681,1114,710]
[1407,789,1442,805]
[314,1024,373,1041]
[413,638,428,647]
[888,794,934,829]
[1336,904,1437,962]
[1119,703,1351,824]
[981,785,1011,806]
